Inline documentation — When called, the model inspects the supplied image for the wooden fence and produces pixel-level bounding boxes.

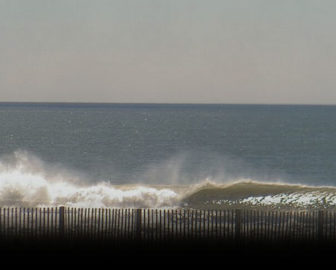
[0,207,335,243]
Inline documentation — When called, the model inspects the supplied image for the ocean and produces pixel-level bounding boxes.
[0,102,336,210]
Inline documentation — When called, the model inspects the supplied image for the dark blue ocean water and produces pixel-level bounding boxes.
[0,103,335,186]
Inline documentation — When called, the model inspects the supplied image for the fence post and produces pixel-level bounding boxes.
[318,210,324,242]
[135,209,142,241]
[59,206,65,237]
[235,209,241,242]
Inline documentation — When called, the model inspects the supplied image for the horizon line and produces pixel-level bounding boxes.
[0,101,336,107]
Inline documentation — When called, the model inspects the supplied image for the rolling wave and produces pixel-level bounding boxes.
[1,150,336,209]
[181,180,336,210]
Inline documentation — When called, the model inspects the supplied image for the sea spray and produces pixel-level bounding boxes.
[0,171,180,208]
[0,151,180,208]
[2,151,336,209]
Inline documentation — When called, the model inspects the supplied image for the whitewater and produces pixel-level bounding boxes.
[1,150,336,210]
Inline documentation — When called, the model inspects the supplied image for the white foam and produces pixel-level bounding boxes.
[239,192,336,207]
[0,151,180,208]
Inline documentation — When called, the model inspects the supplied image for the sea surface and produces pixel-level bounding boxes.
[0,103,336,209]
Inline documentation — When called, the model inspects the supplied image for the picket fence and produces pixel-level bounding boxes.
[0,207,335,242]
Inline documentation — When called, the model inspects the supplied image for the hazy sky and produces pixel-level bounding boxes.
[1,0,336,104]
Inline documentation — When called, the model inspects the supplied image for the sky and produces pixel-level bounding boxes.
[1,0,336,104]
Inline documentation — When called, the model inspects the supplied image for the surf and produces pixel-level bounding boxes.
[1,150,336,210]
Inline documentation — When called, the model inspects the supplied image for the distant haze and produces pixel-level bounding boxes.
[1,0,336,104]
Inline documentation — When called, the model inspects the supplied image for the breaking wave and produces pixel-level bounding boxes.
[1,150,336,210]
[0,151,180,208]
[181,181,336,210]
